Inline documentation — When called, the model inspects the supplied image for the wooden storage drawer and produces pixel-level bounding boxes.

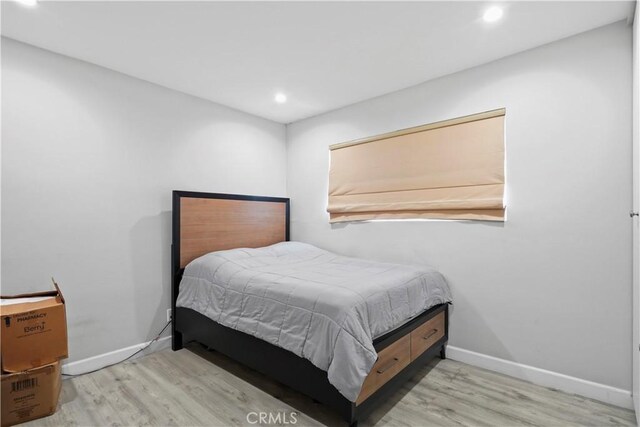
[410,311,445,360]
[356,334,411,404]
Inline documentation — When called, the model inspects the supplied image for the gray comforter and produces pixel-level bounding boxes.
[176,241,451,401]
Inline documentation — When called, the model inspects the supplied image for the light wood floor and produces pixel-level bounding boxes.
[26,344,636,427]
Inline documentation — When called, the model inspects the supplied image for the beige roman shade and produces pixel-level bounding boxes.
[328,109,506,222]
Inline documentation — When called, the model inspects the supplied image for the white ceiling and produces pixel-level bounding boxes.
[1,1,634,123]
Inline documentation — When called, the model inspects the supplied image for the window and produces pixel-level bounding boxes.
[327,109,505,222]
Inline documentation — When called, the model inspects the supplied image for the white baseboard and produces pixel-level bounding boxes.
[447,345,634,410]
[62,335,172,376]
[60,338,633,410]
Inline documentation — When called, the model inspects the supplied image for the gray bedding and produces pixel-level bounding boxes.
[176,241,451,401]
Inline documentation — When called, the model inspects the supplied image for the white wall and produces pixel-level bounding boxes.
[1,38,287,362]
[632,1,639,415]
[287,22,633,392]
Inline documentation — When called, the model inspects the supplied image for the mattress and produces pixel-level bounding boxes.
[176,241,451,401]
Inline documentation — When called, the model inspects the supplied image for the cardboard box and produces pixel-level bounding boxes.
[1,361,61,427]
[1,283,68,372]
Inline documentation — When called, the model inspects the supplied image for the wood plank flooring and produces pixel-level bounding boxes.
[25,344,636,427]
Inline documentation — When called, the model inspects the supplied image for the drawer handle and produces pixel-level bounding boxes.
[376,357,400,374]
[422,329,438,340]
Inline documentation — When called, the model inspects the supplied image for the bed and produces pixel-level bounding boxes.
[171,191,451,426]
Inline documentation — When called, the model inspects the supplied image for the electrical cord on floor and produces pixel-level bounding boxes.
[61,320,171,378]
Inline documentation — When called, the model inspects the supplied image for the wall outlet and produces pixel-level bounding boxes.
[167,308,172,322]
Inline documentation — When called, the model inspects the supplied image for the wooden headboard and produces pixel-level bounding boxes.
[172,191,290,268]
[171,191,290,346]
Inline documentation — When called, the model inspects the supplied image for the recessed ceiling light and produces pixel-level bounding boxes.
[483,6,503,23]
[14,0,38,7]
[274,93,287,104]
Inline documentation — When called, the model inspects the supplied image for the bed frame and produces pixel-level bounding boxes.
[171,191,448,426]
